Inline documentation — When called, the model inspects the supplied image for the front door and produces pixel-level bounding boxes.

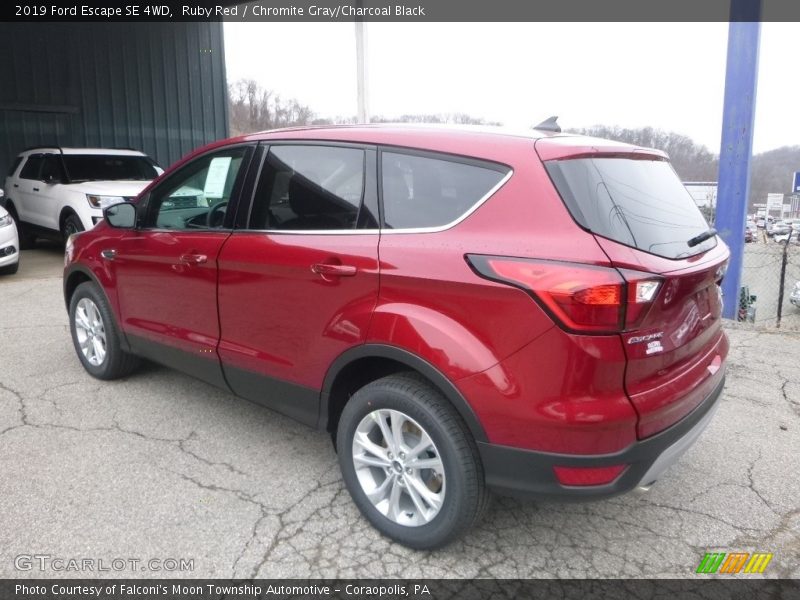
[110,145,254,387]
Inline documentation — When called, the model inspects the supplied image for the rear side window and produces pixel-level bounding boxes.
[250,145,365,231]
[7,156,23,177]
[545,158,716,259]
[41,155,66,182]
[19,156,44,180]
[381,152,509,229]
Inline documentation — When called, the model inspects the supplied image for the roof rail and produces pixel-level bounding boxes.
[23,144,64,153]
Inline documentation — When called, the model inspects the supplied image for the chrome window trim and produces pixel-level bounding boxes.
[235,168,513,236]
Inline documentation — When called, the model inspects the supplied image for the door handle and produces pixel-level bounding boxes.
[13,184,18,188]
[179,253,208,265]
[311,263,357,277]
[100,249,117,261]
[32,187,40,192]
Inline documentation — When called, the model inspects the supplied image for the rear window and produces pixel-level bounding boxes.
[62,155,158,182]
[381,152,509,229]
[545,158,716,259]
[7,156,23,177]
[19,156,44,180]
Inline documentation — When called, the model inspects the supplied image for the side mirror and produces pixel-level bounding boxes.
[104,202,136,229]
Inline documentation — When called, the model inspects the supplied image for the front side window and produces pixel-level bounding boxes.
[19,156,44,180]
[249,145,365,231]
[144,147,250,231]
[381,152,510,230]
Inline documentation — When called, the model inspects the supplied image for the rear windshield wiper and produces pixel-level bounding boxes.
[687,228,717,248]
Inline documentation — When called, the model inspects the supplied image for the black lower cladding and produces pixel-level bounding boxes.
[222,364,319,427]
[126,334,319,427]
[479,374,726,500]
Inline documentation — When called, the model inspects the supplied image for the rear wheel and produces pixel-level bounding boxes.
[69,281,140,380]
[337,373,489,549]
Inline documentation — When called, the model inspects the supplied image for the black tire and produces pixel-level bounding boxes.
[62,214,84,241]
[0,260,18,275]
[337,372,490,549]
[5,204,35,249]
[68,281,140,380]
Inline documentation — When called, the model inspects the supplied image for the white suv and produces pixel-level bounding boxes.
[3,147,162,245]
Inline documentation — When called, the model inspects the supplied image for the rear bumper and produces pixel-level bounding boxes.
[478,372,725,500]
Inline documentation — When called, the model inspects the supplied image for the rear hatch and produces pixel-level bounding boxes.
[537,137,729,439]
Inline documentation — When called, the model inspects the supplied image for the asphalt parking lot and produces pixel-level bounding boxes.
[0,246,798,579]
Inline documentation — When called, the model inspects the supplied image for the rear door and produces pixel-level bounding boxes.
[216,142,380,425]
[540,143,729,438]
[112,144,255,387]
[15,154,45,224]
[37,154,67,230]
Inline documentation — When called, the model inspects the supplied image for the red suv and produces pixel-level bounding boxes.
[63,125,728,549]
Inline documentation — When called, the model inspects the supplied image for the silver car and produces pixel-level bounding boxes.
[791,281,800,308]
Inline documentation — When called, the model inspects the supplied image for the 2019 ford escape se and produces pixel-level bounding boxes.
[63,124,728,549]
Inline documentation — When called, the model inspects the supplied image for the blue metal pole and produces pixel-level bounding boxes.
[717,1,761,319]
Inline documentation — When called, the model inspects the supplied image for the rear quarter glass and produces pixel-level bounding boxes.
[544,157,715,260]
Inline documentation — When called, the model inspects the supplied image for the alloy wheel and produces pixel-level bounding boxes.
[74,298,107,366]
[351,409,445,527]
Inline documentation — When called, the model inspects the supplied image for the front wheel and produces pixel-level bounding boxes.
[69,281,140,380]
[62,214,84,240]
[337,373,489,549]
[0,260,18,275]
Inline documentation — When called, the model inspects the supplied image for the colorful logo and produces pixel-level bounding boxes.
[696,552,773,574]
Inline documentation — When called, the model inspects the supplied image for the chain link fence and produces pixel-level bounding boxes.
[739,234,800,330]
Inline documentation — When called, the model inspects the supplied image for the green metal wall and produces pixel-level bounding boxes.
[0,23,229,175]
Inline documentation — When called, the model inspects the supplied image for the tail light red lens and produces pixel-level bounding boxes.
[467,255,661,334]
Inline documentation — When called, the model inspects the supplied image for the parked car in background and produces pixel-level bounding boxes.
[775,230,800,245]
[63,124,729,549]
[756,217,766,228]
[745,227,754,243]
[791,281,800,308]
[3,147,162,246]
[772,221,791,238]
[766,220,776,236]
[0,201,20,275]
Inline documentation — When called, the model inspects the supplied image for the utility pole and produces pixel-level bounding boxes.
[716,0,761,320]
[355,1,370,123]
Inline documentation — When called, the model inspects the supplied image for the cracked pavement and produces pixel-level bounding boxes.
[0,248,798,579]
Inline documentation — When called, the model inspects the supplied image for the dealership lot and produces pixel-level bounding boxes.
[0,247,798,578]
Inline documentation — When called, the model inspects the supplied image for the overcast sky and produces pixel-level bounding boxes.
[224,22,798,154]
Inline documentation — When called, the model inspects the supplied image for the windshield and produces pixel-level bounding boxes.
[63,155,158,182]
[545,157,716,259]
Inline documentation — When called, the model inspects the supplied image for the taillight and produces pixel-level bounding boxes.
[467,255,661,334]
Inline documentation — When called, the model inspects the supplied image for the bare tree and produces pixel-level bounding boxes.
[569,125,719,182]
[228,79,317,135]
